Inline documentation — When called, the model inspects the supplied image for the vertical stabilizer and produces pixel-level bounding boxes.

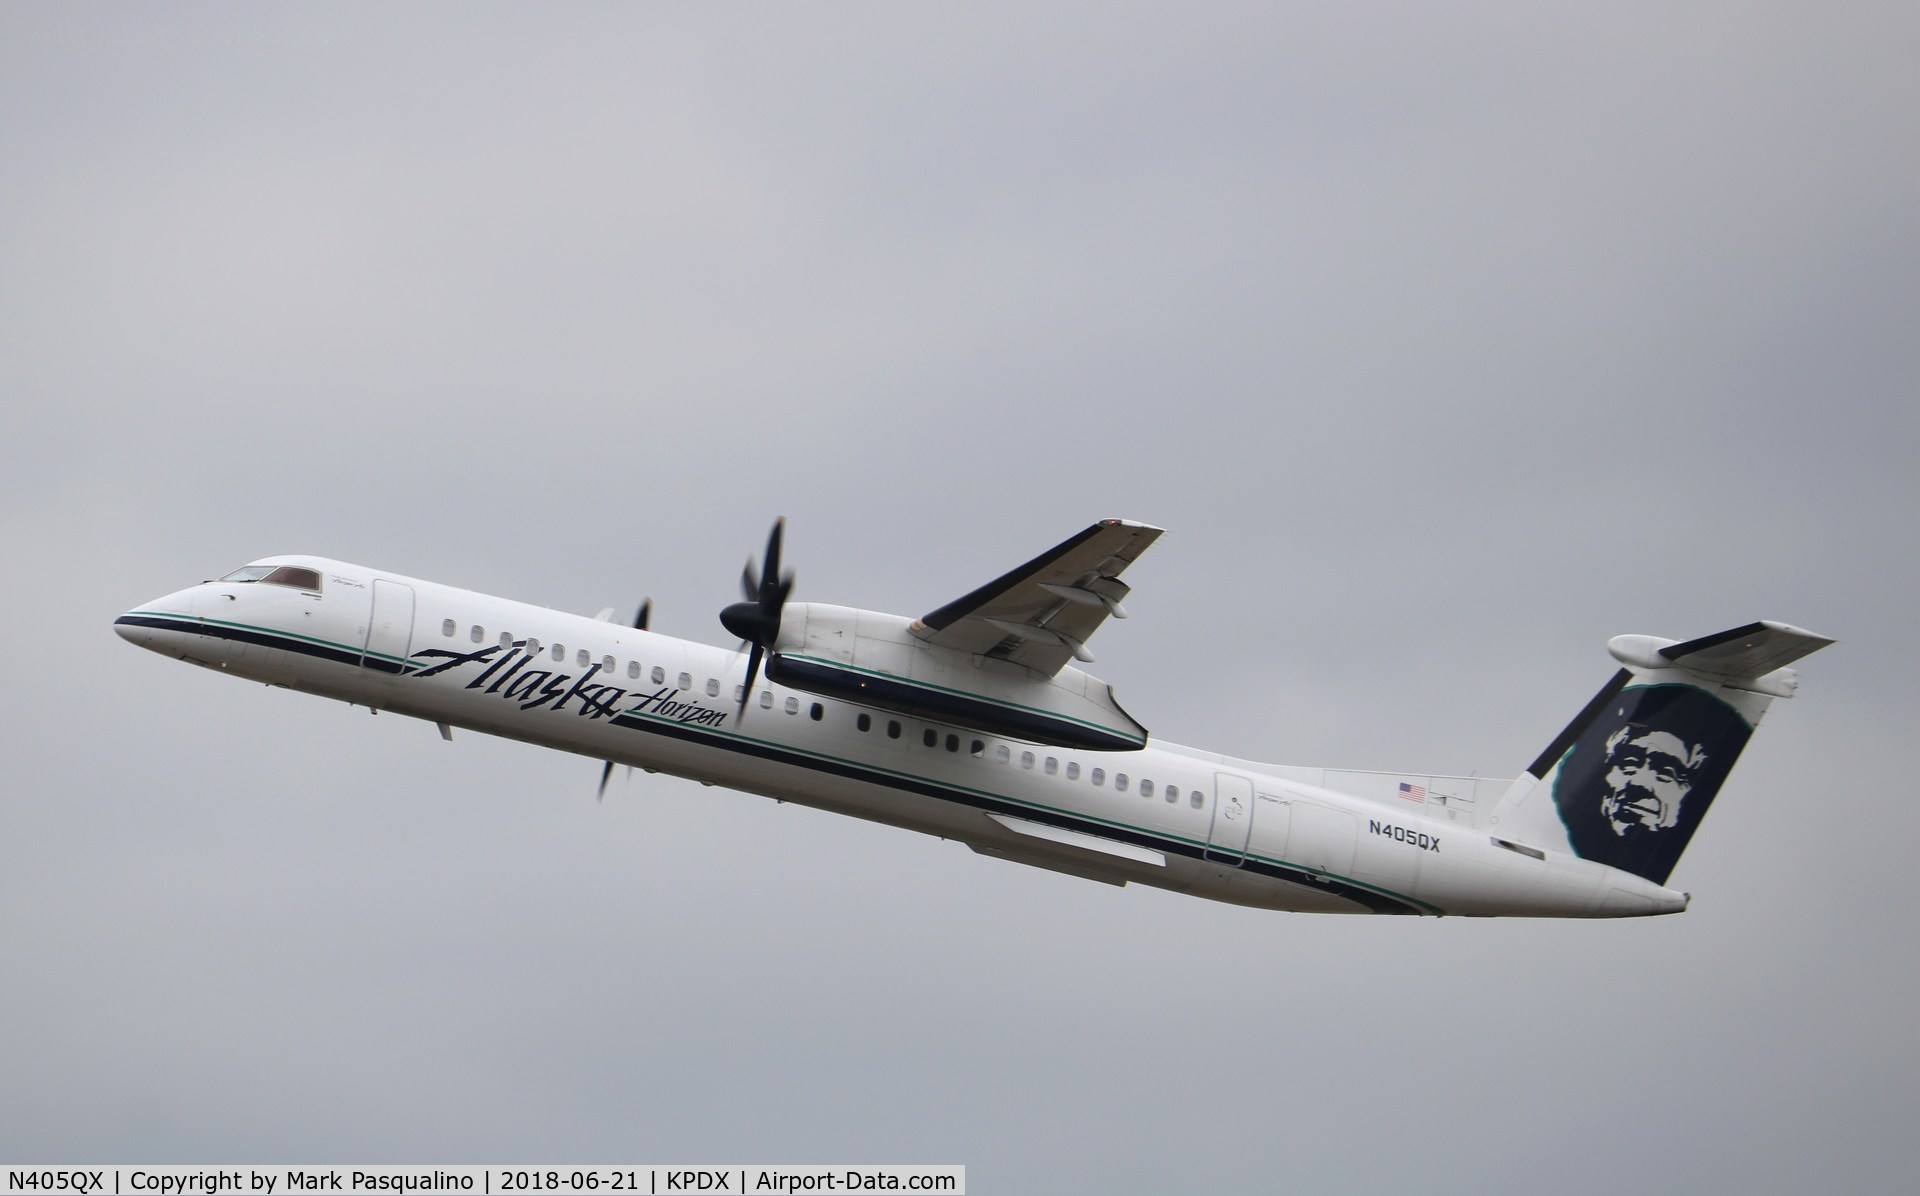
[1488,622,1832,885]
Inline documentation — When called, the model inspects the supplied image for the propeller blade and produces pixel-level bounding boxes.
[595,597,653,800]
[760,518,785,602]
[723,517,792,723]
[738,641,765,717]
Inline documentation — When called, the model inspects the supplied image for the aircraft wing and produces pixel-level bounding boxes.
[909,519,1163,675]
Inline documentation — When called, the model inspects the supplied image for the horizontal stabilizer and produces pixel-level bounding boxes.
[1608,621,1834,697]
[1659,621,1834,675]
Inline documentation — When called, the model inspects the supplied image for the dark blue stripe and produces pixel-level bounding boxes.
[1526,668,1632,779]
[607,708,1420,914]
[1660,621,1770,661]
[117,614,1422,914]
[768,655,1145,752]
[919,522,1106,631]
[114,614,407,674]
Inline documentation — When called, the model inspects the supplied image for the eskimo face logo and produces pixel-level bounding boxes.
[1598,724,1707,836]
[1551,683,1752,886]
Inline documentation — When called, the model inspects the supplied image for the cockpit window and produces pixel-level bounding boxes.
[218,565,322,591]
[263,566,322,590]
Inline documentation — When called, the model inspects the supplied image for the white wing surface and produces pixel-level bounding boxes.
[909,519,1163,676]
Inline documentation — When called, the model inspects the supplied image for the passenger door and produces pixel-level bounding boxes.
[1204,772,1257,864]
[361,580,415,673]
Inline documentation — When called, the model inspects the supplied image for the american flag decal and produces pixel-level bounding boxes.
[1398,782,1427,803]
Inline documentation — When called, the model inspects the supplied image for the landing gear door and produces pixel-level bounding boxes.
[361,580,416,673]
[1205,772,1256,864]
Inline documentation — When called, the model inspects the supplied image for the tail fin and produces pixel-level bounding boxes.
[1488,622,1833,885]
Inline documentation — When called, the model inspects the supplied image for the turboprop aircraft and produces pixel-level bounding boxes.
[113,519,1832,917]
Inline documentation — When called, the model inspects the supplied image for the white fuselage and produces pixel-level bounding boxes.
[115,557,1689,918]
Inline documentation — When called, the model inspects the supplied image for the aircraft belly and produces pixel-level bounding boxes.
[347,667,1425,914]
[1406,840,1653,918]
[151,622,1421,915]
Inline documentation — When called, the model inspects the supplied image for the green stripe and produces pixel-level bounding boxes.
[125,611,410,666]
[135,611,1435,913]
[621,706,1439,914]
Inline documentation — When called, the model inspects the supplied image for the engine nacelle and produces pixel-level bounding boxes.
[765,603,1148,751]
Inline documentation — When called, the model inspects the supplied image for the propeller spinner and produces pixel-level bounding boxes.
[719,517,793,718]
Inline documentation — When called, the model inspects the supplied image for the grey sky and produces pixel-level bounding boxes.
[3,4,1914,1191]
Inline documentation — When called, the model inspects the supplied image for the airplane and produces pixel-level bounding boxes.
[113,518,1832,918]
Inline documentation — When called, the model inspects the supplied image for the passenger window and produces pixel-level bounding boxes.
[811,703,824,721]
[785,696,799,715]
[857,713,872,732]
[602,655,615,673]
[759,690,773,709]
[1020,751,1034,770]
[945,734,959,752]
[1044,757,1058,776]
[1141,779,1154,798]
[627,660,640,679]
[652,666,665,684]
[706,678,720,697]
[1115,773,1130,793]
[577,649,591,667]
[526,637,541,654]
[1190,791,1204,809]
[467,625,481,644]
[970,740,985,757]
[678,672,692,690]
[887,720,902,739]
[923,728,937,747]
[994,744,1010,763]
[552,644,566,662]
[441,619,457,637]
[1164,785,1178,804]
[1066,762,1080,780]
[1091,768,1106,786]
[499,632,513,648]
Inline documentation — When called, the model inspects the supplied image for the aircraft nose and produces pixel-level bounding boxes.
[114,587,198,650]
[114,610,155,648]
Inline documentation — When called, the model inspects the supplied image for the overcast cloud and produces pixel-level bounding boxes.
[2,4,1915,1191]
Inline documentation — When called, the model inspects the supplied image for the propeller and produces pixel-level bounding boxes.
[719,517,793,719]
[598,599,652,801]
